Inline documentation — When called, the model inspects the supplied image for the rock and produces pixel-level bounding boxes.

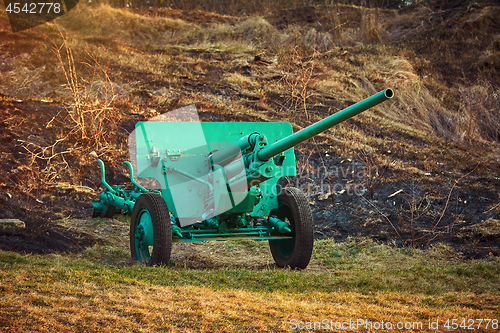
[0,219,26,230]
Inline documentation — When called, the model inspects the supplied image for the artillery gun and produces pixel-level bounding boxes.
[91,89,393,269]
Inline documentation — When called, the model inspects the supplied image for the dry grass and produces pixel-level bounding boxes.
[457,84,500,142]
[57,4,191,42]
[458,219,500,239]
[2,3,497,246]
[56,4,279,51]
[223,72,258,90]
[26,2,486,151]
[1,240,499,332]
[360,8,382,43]
[1,283,497,332]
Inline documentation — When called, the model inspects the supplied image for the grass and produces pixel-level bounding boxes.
[1,239,499,331]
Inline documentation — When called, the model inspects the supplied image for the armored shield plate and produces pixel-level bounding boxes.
[129,105,296,225]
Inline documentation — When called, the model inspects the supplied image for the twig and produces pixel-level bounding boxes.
[312,137,334,203]
[388,189,403,198]
[483,201,500,214]
[295,149,315,190]
[361,195,402,242]
[409,164,479,245]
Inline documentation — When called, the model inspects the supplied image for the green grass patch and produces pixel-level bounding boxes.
[1,240,499,332]
[1,239,499,296]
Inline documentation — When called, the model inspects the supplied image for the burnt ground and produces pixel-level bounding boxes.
[294,150,500,259]
[0,1,500,260]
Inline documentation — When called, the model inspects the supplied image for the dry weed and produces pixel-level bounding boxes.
[361,8,382,43]
[44,27,124,154]
[458,83,500,143]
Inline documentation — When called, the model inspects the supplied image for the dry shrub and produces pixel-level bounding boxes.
[277,45,315,117]
[8,163,57,198]
[6,145,65,213]
[267,22,347,118]
[46,28,124,155]
[274,30,338,118]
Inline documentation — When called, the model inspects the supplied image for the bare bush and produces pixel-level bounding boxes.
[278,45,318,119]
[6,146,64,218]
[273,24,344,119]
[45,27,124,154]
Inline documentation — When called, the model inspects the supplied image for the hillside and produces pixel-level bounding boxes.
[0,0,499,330]
[1,0,499,255]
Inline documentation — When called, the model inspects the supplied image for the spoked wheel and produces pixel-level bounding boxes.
[130,192,172,266]
[269,187,314,269]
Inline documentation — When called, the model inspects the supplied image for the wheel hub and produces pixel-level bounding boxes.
[134,209,154,261]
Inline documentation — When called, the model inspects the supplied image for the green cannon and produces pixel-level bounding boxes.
[91,89,394,268]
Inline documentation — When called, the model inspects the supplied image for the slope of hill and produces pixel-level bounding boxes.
[1,0,499,256]
[1,0,499,330]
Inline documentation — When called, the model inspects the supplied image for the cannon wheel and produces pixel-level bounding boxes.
[130,192,172,266]
[269,187,313,269]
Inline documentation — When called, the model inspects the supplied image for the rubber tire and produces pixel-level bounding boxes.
[130,192,172,267]
[269,187,314,269]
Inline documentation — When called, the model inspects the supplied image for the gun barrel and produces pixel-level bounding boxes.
[257,88,393,162]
